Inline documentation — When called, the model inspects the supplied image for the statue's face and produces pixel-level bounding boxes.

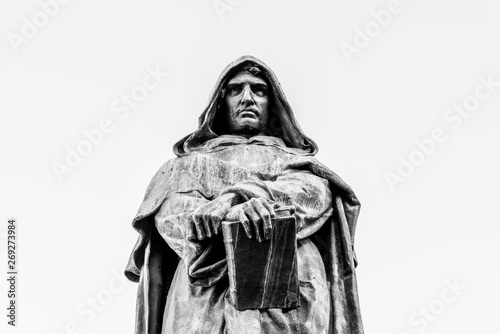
[224,71,270,137]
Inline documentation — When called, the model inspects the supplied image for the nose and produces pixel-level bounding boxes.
[240,86,255,105]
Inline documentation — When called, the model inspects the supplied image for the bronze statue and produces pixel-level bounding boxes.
[125,55,364,333]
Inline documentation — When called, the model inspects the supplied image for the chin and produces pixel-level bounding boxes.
[230,123,263,137]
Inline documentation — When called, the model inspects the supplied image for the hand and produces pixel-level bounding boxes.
[224,197,277,242]
[187,193,238,240]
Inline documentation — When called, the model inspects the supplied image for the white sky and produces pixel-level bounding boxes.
[1,0,499,333]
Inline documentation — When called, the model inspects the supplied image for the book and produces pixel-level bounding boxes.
[222,206,299,311]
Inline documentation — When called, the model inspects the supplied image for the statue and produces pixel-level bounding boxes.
[125,55,364,333]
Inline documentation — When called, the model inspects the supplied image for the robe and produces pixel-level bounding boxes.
[125,135,364,333]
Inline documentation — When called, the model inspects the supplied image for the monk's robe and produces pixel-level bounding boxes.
[154,135,332,333]
[125,55,364,334]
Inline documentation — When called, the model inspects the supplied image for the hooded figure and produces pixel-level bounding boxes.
[125,55,364,334]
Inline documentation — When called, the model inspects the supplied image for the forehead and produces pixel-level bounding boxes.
[227,71,267,85]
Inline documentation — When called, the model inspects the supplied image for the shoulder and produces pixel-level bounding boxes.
[133,158,181,223]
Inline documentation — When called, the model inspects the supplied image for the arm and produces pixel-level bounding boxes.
[154,191,242,255]
[222,169,333,241]
[154,191,234,287]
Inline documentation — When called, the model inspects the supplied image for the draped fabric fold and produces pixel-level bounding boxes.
[124,55,364,333]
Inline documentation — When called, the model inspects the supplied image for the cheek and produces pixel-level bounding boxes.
[257,98,270,114]
[225,97,238,117]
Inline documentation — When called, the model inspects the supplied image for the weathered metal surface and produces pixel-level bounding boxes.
[125,55,364,334]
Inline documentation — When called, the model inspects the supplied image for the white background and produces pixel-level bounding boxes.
[1,0,499,333]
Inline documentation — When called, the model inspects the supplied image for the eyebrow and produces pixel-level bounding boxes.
[226,79,268,87]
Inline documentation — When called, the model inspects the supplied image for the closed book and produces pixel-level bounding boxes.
[222,206,298,311]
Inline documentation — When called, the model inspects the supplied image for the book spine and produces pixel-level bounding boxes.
[222,222,237,306]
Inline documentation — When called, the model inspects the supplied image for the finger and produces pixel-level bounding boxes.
[187,216,198,240]
[211,216,221,235]
[194,216,206,240]
[209,209,224,235]
[252,200,271,240]
[246,204,263,242]
[260,199,276,218]
[239,212,252,239]
[202,214,212,238]
[252,218,263,242]
[250,201,271,240]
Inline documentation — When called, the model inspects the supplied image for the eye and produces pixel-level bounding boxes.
[252,84,268,97]
[227,84,243,96]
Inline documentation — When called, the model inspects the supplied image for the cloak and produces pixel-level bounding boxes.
[125,55,364,333]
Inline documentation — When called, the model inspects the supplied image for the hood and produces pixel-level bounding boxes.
[173,55,319,156]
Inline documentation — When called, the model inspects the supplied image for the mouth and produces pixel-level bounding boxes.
[238,109,259,118]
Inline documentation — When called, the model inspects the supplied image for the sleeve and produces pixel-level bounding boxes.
[219,169,333,240]
[153,190,209,258]
[154,191,227,287]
